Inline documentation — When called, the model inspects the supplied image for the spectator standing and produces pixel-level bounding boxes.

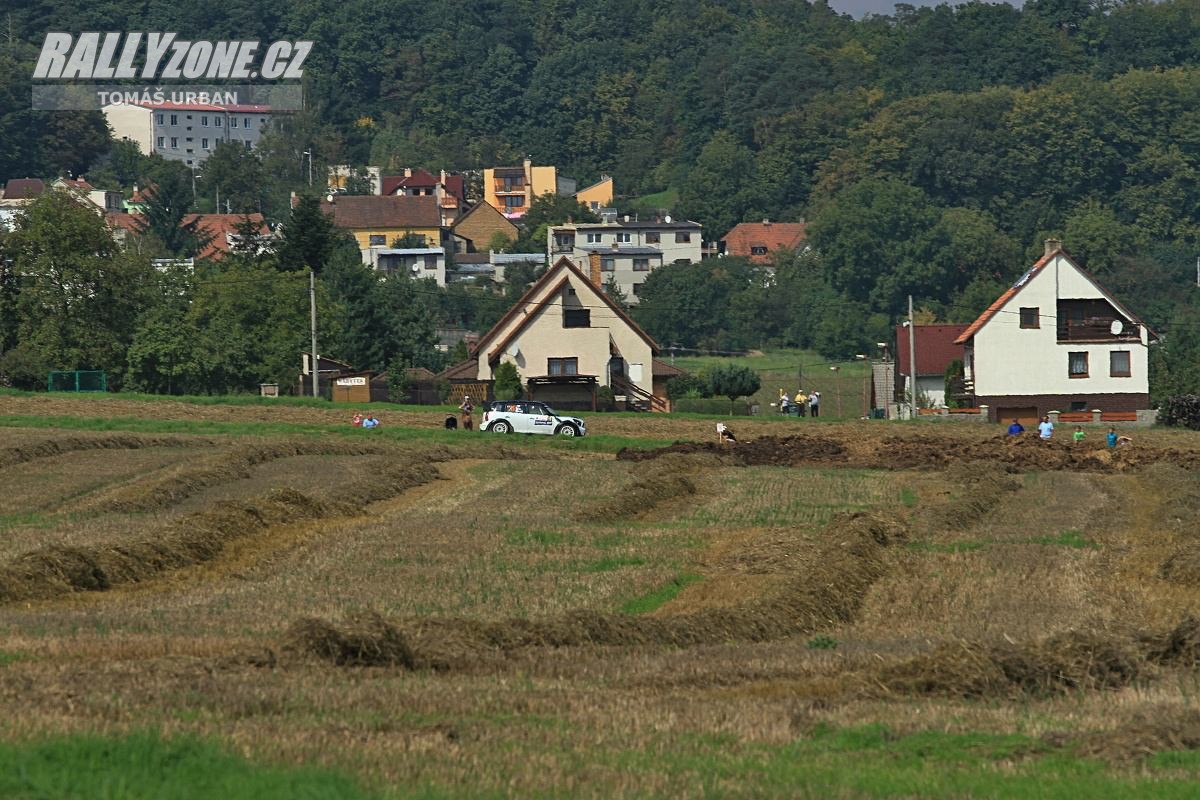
[809,391,821,418]
[459,395,474,431]
[1107,427,1119,448]
[1038,415,1054,440]
[1073,426,1085,444]
[1007,419,1025,436]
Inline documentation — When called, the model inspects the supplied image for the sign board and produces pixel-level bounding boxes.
[335,376,367,386]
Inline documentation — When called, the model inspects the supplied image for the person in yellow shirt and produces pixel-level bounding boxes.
[795,390,808,417]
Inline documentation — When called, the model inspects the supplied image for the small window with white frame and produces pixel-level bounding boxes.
[1110,351,1131,377]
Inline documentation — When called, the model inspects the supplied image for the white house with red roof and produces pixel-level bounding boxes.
[955,239,1156,424]
[103,101,277,166]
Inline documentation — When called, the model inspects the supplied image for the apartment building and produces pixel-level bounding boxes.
[103,102,275,166]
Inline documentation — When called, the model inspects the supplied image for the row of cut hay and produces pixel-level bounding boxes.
[285,511,905,669]
[867,617,1200,701]
[927,461,1023,530]
[0,434,219,469]
[78,439,396,514]
[0,460,441,603]
[575,455,702,522]
[1132,463,1200,584]
[615,435,848,467]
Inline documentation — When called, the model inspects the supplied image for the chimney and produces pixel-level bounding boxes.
[588,253,602,288]
[762,218,770,226]
[440,169,447,185]
[404,167,412,178]
[1044,238,1062,256]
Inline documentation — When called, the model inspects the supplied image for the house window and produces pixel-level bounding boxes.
[645,231,660,244]
[563,309,590,328]
[170,114,177,125]
[633,258,650,271]
[601,258,614,272]
[586,232,602,244]
[1020,307,1039,329]
[1068,351,1089,378]
[751,246,768,255]
[201,115,208,126]
[504,196,524,209]
[632,283,642,296]
[368,234,386,246]
[548,357,578,376]
[170,137,178,148]
[215,117,222,127]
[616,232,631,243]
[200,138,207,149]
[675,232,691,243]
[1070,401,1087,412]
[1111,351,1131,377]
[424,255,437,269]
[156,136,164,148]
[230,117,238,128]
[156,113,164,125]
[244,117,251,128]
[244,141,252,151]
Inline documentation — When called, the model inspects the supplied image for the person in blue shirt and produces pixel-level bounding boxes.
[1107,427,1119,447]
[361,415,380,429]
[1007,418,1025,436]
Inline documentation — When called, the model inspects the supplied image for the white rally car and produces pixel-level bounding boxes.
[480,401,587,438]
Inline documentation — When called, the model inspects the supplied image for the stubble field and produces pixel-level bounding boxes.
[4,392,1200,798]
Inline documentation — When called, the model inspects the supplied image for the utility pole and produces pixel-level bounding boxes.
[908,294,918,420]
[1195,255,1198,288]
[310,268,319,398]
[304,150,313,187]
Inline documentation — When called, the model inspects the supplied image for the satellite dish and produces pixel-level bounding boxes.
[1110,319,1124,336]
[409,264,420,274]
[507,341,520,357]
[664,215,672,223]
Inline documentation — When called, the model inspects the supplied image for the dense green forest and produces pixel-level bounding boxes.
[4,0,1200,394]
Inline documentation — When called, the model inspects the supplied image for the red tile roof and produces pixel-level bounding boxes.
[137,101,272,113]
[895,325,968,377]
[319,195,440,229]
[443,174,465,201]
[3,178,46,200]
[721,221,806,263]
[106,212,268,260]
[379,176,404,196]
[59,178,95,191]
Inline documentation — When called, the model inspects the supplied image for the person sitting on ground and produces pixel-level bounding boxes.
[362,415,380,429]
[1007,418,1025,436]
[1038,414,1054,440]
[1107,427,1119,448]
[716,421,737,444]
[444,414,458,430]
[1117,435,1134,447]
[351,412,363,427]
[1073,425,1085,443]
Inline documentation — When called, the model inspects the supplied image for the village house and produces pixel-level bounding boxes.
[547,213,703,303]
[450,251,544,284]
[956,239,1157,424]
[380,169,467,225]
[438,257,681,411]
[719,219,806,264]
[103,101,276,167]
[450,201,519,253]
[894,324,968,411]
[106,212,273,260]
[483,160,577,219]
[52,178,124,214]
[573,175,614,212]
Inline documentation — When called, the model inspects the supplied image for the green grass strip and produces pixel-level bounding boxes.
[621,572,701,615]
[0,729,378,800]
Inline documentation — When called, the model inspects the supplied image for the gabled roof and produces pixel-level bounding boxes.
[319,195,440,229]
[437,359,480,381]
[955,246,1157,345]
[895,325,968,377]
[451,201,518,235]
[652,359,686,378]
[106,212,268,260]
[472,257,660,362]
[721,221,807,263]
[3,178,46,199]
[56,177,95,191]
[443,174,465,201]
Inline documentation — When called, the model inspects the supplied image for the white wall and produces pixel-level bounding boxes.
[972,254,1149,397]
[102,105,153,155]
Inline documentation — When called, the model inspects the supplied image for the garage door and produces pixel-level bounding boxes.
[997,407,1039,427]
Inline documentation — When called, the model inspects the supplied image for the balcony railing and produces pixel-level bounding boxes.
[1057,318,1139,342]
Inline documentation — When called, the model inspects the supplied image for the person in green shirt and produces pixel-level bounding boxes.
[1073,426,1085,443]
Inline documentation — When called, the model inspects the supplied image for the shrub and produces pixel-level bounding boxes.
[493,361,523,400]
[1160,395,1200,429]
[666,372,708,400]
[596,385,616,411]
[707,363,761,413]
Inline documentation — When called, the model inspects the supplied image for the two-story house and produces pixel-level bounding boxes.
[103,102,275,167]
[438,257,680,411]
[719,220,806,264]
[381,168,467,225]
[483,160,577,219]
[547,215,703,303]
[955,240,1157,423]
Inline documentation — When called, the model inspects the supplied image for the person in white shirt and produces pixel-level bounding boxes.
[1037,415,1054,440]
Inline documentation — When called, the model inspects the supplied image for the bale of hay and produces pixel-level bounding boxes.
[993,630,1145,695]
[1142,617,1200,666]
[1073,708,1200,764]
[284,613,414,667]
[875,641,1011,698]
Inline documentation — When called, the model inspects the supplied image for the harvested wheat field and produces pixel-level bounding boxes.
[6,399,1200,797]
